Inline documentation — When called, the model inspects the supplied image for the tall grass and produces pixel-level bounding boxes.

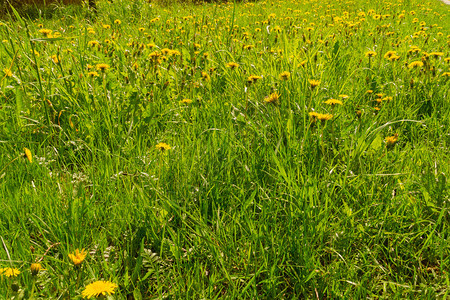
[0,0,449,298]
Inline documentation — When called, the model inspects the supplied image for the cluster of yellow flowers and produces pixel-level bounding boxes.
[1,249,117,299]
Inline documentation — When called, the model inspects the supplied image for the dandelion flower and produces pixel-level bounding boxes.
[324,99,343,106]
[180,99,192,104]
[201,71,210,81]
[96,63,110,72]
[296,60,307,68]
[389,54,401,61]
[3,68,12,77]
[226,62,239,69]
[69,249,87,266]
[383,51,397,59]
[88,71,99,77]
[264,92,280,104]
[82,280,118,299]
[30,263,43,276]
[114,19,122,25]
[39,28,52,37]
[429,52,443,58]
[1,267,20,277]
[51,55,61,64]
[365,51,377,58]
[87,40,100,47]
[24,148,32,163]
[247,75,262,84]
[308,111,320,122]
[279,71,291,80]
[155,143,171,152]
[385,134,398,148]
[317,113,333,121]
[308,79,320,89]
[408,61,423,68]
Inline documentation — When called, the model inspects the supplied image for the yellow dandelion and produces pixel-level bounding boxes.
[38,28,52,37]
[226,62,239,69]
[441,72,450,77]
[88,71,99,77]
[308,111,320,122]
[24,147,32,163]
[3,68,12,77]
[429,52,444,58]
[247,75,262,84]
[201,71,210,81]
[114,19,122,25]
[30,263,43,276]
[279,71,291,81]
[155,142,171,151]
[298,60,307,67]
[149,51,160,59]
[96,63,110,72]
[324,99,343,106]
[264,92,280,104]
[408,61,423,68]
[169,49,181,56]
[82,280,118,299]
[51,55,61,64]
[383,51,397,59]
[87,40,100,47]
[389,54,401,61]
[1,267,20,277]
[68,249,87,266]
[317,113,333,121]
[385,134,398,148]
[308,79,320,89]
[180,99,192,104]
[365,51,377,58]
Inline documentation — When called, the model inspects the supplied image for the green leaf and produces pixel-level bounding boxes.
[370,134,383,151]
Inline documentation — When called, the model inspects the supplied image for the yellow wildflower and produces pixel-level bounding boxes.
[226,62,239,69]
[96,63,110,72]
[365,51,377,58]
[385,134,398,148]
[408,61,424,68]
[308,79,320,89]
[155,143,171,151]
[82,280,118,299]
[324,99,343,106]
[30,263,43,276]
[264,92,280,104]
[68,249,87,266]
[279,71,291,81]
[1,268,20,277]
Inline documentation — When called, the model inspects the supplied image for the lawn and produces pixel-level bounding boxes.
[0,0,449,298]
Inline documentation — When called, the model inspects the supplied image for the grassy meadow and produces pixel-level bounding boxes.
[0,0,449,298]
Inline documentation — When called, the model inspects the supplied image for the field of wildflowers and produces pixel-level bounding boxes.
[0,0,449,298]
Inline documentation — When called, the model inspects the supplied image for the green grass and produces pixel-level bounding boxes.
[0,0,449,298]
